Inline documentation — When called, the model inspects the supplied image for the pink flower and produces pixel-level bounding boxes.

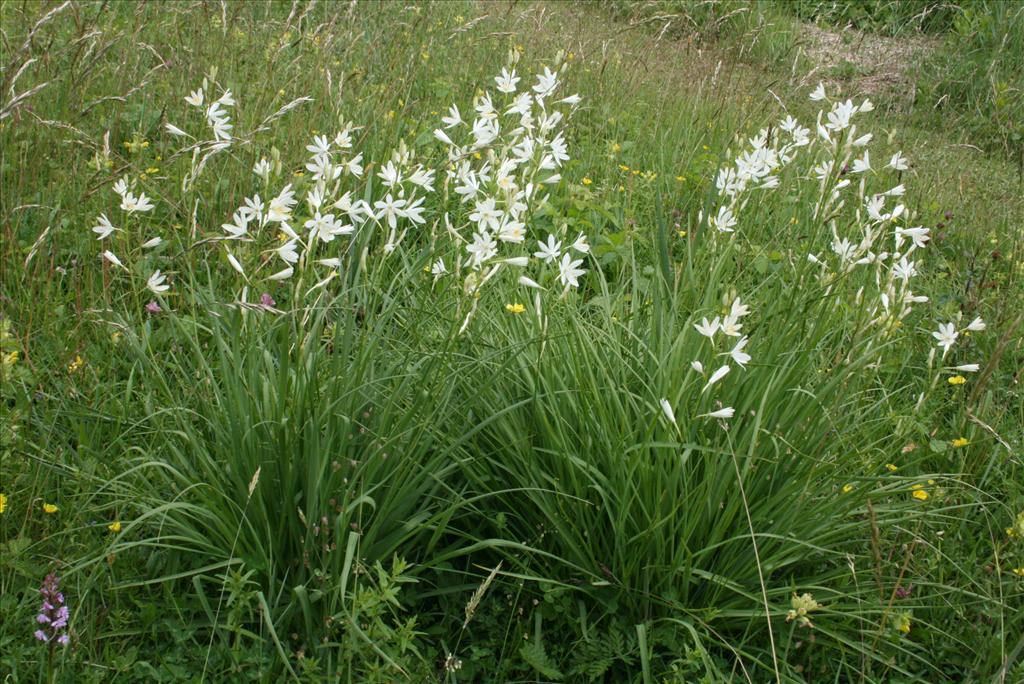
[260,293,276,308]
[146,300,162,314]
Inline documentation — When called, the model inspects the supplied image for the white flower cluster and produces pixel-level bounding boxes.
[661,296,754,427]
[707,115,811,234]
[431,52,588,301]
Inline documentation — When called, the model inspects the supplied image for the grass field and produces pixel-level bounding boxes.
[1,1,1022,682]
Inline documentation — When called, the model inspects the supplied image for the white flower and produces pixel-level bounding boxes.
[268,266,293,281]
[965,317,985,332]
[932,322,958,353]
[147,270,170,294]
[222,210,249,238]
[403,195,426,225]
[495,67,520,94]
[433,128,454,146]
[374,194,407,229]
[409,167,435,191]
[306,134,331,156]
[217,90,236,107]
[165,122,189,137]
[185,88,204,107]
[809,83,826,101]
[267,185,297,223]
[101,250,126,269]
[240,195,264,223]
[557,252,585,289]
[532,66,558,99]
[253,158,272,181]
[701,407,735,420]
[694,317,720,339]
[226,251,245,276]
[378,161,403,188]
[502,256,529,267]
[888,151,908,171]
[710,206,737,233]
[112,178,128,197]
[141,236,163,249]
[725,336,751,367]
[431,258,447,276]
[518,275,542,289]
[466,231,497,269]
[703,364,730,392]
[659,398,677,426]
[571,233,590,254]
[533,235,561,263]
[91,214,116,240]
[826,99,856,131]
[121,192,155,214]
[345,153,365,177]
[851,151,871,174]
[559,94,581,106]
[720,314,743,337]
[277,240,300,264]
[952,364,980,372]
[442,104,463,128]
[691,360,705,374]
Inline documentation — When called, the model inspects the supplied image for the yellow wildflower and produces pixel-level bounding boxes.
[110,332,123,344]
[108,521,122,533]
[612,143,621,153]
[675,175,685,182]
[948,375,966,385]
[951,437,968,447]
[912,489,929,501]
[842,484,854,493]
[146,167,159,175]
[895,612,911,634]
[677,230,687,238]
[2,350,17,366]
[505,303,525,314]
[885,463,898,472]
[43,502,58,514]
[0,492,7,514]
[1012,568,1024,577]
[68,355,84,373]
[618,164,630,172]
[581,177,592,186]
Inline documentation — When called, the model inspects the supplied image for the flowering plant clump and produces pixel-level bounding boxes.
[88,54,589,336]
[34,572,70,646]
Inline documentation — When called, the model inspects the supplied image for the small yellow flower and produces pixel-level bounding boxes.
[895,613,911,634]
[951,437,968,447]
[676,230,687,238]
[675,175,685,182]
[146,167,159,175]
[68,355,84,373]
[43,503,58,514]
[612,143,621,153]
[702,145,710,151]
[505,303,525,314]
[948,375,966,385]
[0,492,7,514]
[473,152,482,160]
[842,484,854,493]
[912,489,929,501]
[2,350,17,366]
[108,521,122,533]
[618,164,630,172]
[885,463,898,472]
[1012,567,1024,577]
[110,332,123,344]
[581,177,592,186]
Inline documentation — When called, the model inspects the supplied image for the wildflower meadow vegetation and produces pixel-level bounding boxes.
[1,1,1022,682]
